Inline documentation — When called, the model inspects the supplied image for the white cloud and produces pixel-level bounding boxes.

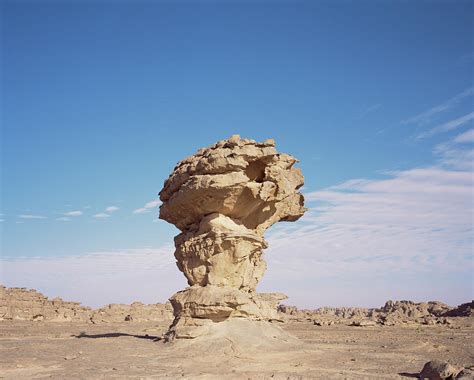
[434,130,474,171]
[453,129,474,143]
[1,247,183,308]
[18,214,47,219]
[0,219,4,222]
[416,112,474,139]
[64,211,83,217]
[403,87,474,126]
[133,199,161,214]
[105,206,120,213]
[258,134,473,308]
[93,213,110,219]
[56,217,71,222]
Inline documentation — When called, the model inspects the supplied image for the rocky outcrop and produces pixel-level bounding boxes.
[0,285,173,323]
[159,135,306,340]
[0,286,92,322]
[444,301,474,317]
[278,300,473,326]
[90,302,173,324]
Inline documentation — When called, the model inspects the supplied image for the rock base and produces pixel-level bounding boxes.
[164,317,299,349]
[165,285,288,341]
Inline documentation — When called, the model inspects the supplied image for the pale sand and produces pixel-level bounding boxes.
[1,318,472,379]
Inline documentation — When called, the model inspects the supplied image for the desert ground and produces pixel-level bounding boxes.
[1,317,473,379]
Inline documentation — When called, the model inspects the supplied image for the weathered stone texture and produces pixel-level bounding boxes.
[159,135,306,339]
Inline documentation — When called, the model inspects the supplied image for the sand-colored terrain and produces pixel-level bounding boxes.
[2,286,472,378]
[1,317,473,379]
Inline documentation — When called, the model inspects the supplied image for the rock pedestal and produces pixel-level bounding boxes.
[159,135,306,340]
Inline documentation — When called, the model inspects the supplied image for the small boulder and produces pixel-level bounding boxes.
[419,360,459,380]
[350,320,377,327]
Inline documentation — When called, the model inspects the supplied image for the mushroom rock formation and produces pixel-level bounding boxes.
[159,135,306,340]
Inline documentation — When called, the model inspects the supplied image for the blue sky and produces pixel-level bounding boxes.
[1,1,473,308]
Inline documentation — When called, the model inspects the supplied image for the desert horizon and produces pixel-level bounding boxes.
[2,283,472,312]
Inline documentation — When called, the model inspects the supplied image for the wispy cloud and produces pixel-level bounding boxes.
[416,112,474,139]
[1,247,182,308]
[259,133,473,307]
[403,87,474,126]
[93,213,110,219]
[92,206,120,219]
[453,129,474,143]
[64,211,83,217]
[56,217,71,222]
[133,199,161,214]
[434,130,474,171]
[18,214,47,219]
[357,104,381,119]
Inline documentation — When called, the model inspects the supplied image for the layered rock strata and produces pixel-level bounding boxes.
[278,300,473,326]
[0,285,173,323]
[159,135,306,339]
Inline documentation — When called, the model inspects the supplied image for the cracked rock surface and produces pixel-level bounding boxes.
[159,135,306,339]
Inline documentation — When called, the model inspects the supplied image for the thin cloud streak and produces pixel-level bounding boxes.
[133,199,161,214]
[64,211,83,217]
[416,112,474,139]
[93,213,110,219]
[18,214,47,219]
[402,87,474,126]
[453,129,474,143]
[357,104,381,119]
[434,130,474,171]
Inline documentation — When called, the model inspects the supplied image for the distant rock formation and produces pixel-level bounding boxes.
[0,286,92,322]
[443,301,474,317]
[89,302,172,324]
[0,285,172,323]
[278,300,474,326]
[2,285,472,331]
[159,135,306,339]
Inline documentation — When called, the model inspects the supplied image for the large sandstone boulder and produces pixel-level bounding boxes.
[159,135,306,340]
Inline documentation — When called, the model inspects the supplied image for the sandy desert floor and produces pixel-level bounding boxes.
[1,319,473,379]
